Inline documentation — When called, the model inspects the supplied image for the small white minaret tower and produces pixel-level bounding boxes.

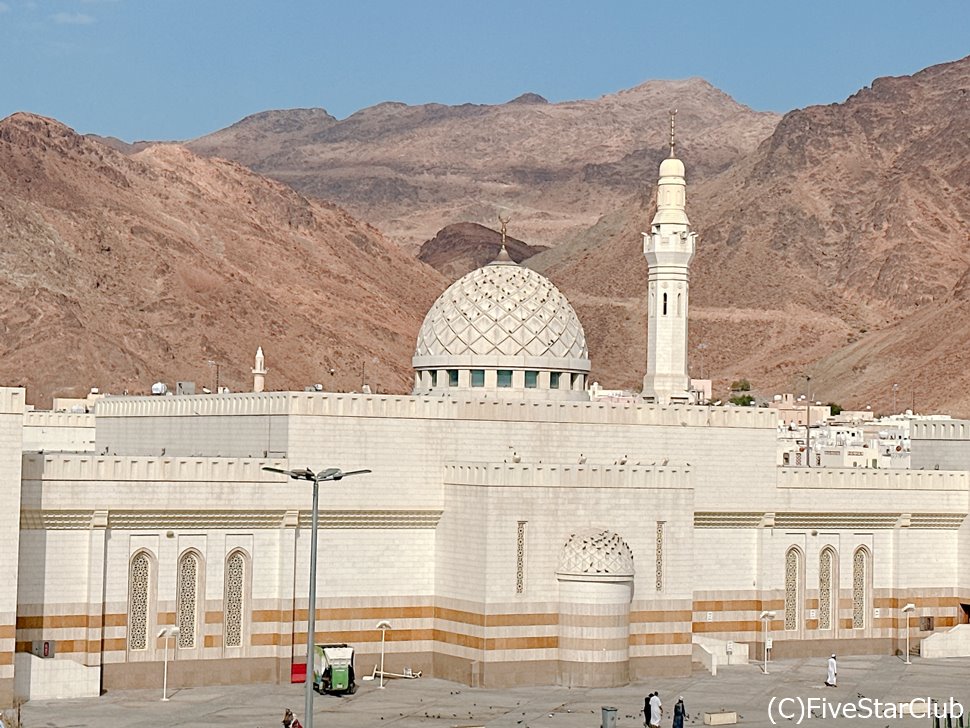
[252,346,267,393]
[642,111,696,405]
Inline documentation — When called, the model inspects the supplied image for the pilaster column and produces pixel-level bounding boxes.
[84,510,109,671]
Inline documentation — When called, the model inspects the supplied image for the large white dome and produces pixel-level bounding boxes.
[412,255,590,400]
[414,260,588,361]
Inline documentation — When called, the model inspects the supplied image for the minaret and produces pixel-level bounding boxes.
[642,111,695,405]
[252,346,267,393]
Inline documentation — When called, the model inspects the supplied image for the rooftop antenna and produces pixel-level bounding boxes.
[669,108,677,158]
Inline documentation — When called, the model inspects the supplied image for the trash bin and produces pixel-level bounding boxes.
[601,705,618,728]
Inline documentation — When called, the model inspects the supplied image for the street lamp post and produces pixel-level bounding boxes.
[377,620,392,688]
[800,374,812,468]
[902,603,916,664]
[892,383,899,414]
[158,626,180,701]
[760,611,775,674]
[263,465,372,728]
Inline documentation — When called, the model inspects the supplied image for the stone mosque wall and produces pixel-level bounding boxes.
[0,388,25,706]
[10,392,970,694]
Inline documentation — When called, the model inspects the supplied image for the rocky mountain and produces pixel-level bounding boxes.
[187,80,780,251]
[0,113,445,406]
[6,56,970,415]
[417,222,547,279]
[531,55,970,414]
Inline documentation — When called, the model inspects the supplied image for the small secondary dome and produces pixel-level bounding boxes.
[412,254,590,400]
[557,530,634,578]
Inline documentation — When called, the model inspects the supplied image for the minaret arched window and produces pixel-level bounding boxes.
[662,292,668,316]
[128,550,154,651]
[852,547,870,629]
[677,292,682,317]
[224,550,248,649]
[818,547,837,630]
[784,546,803,631]
[176,550,202,649]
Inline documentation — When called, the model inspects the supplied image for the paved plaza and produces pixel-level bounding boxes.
[10,655,970,728]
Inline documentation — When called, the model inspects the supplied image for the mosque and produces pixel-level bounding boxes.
[3,140,970,706]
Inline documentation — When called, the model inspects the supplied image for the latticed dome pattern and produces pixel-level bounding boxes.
[415,263,588,360]
[557,530,634,577]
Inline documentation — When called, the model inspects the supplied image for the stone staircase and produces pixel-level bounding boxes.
[921,623,970,658]
[691,636,750,676]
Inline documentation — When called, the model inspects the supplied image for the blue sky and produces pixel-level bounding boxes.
[1,0,967,141]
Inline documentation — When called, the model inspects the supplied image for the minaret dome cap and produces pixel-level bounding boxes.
[659,157,685,178]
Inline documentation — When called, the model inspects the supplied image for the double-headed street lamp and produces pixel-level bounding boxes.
[263,465,371,728]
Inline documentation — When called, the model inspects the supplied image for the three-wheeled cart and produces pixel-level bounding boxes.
[312,643,357,695]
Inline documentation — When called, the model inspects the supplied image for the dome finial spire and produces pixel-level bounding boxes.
[668,108,677,158]
[498,213,511,246]
[493,213,513,263]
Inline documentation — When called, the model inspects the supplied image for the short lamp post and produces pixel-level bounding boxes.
[902,603,916,665]
[158,625,180,701]
[377,620,392,688]
[262,465,372,728]
[760,611,776,675]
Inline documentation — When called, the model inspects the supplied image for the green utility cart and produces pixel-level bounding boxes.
[313,643,357,695]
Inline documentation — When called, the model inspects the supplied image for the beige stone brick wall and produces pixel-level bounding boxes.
[0,388,25,707]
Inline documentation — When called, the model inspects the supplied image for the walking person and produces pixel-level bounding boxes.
[672,696,688,728]
[648,691,663,728]
[825,654,837,687]
[643,692,654,727]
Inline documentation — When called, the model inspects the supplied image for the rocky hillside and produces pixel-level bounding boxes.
[532,55,970,414]
[417,222,547,279]
[187,81,780,251]
[0,113,445,406]
[7,56,970,415]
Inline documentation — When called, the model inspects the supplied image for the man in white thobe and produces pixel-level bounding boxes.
[648,692,663,728]
[825,654,837,686]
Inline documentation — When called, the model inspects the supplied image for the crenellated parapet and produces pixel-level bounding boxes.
[95,391,778,429]
[444,461,692,490]
[778,466,969,491]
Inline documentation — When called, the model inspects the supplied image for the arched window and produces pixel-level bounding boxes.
[677,292,682,317]
[852,547,870,629]
[128,551,153,651]
[818,548,837,630]
[224,550,247,648]
[662,292,668,316]
[784,547,802,631]
[177,551,201,649]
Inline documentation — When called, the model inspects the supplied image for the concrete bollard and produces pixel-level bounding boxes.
[601,705,618,728]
